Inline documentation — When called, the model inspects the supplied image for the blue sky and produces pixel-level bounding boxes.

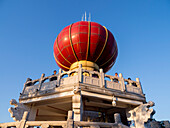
[0,0,170,123]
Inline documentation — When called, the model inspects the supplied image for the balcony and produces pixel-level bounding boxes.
[20,65,144,100]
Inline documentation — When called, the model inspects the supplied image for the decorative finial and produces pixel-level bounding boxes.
[88,13,91,21]
[85,11,87,21]
[81,12,91,21]
[81,14,84,21]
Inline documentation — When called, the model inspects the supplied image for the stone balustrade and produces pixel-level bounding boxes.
[0,111,129,128]
[20,65,144,98]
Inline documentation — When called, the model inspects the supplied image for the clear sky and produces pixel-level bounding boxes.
[0,0,170,123]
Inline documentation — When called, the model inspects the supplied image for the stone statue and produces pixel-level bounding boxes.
[8,99,29,121]
[127,101,155,128]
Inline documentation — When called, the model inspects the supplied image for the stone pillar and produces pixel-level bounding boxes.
[58,69,62,86]
[119,73,126,92]
[63,111,74,128]
[78,64,82,83]
[99,69,105,88]
[38,73,45,91]
[136,78,144,95]
[72,86,83,121]
[114,113,121,124]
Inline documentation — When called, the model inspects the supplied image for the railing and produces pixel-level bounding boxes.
[20,65,144,98]
[0,121,129,128]
[0,111,129,128]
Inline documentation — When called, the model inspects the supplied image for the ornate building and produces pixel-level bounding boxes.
[0,21,169,128]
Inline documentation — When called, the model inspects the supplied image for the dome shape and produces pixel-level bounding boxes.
[53,21,118,72]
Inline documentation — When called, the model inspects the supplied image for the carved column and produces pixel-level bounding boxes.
[72,86,83,121]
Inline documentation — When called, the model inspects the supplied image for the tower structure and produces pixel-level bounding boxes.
[0,21,162,128]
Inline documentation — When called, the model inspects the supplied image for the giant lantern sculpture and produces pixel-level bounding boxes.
[1,20,163,128]
[53,21,118,72]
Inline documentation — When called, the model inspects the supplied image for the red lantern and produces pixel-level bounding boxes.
[53,21,118,72]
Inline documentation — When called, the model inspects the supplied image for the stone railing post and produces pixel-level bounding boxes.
[68,110,74,120]
[63,111,74,128]
[41,124,49,128]
[119,73,126,92]
[78,64,82,83]
[114,113,121,124]
[21,78,30,95]
[17,111,29,128]
[58,68,62,86]
[99,69,105,88]
[38,73,45,91]
[136,78,144,95]
[2,125,7,128]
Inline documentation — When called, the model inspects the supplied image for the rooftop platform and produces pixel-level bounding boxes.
[19,66,145,106]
